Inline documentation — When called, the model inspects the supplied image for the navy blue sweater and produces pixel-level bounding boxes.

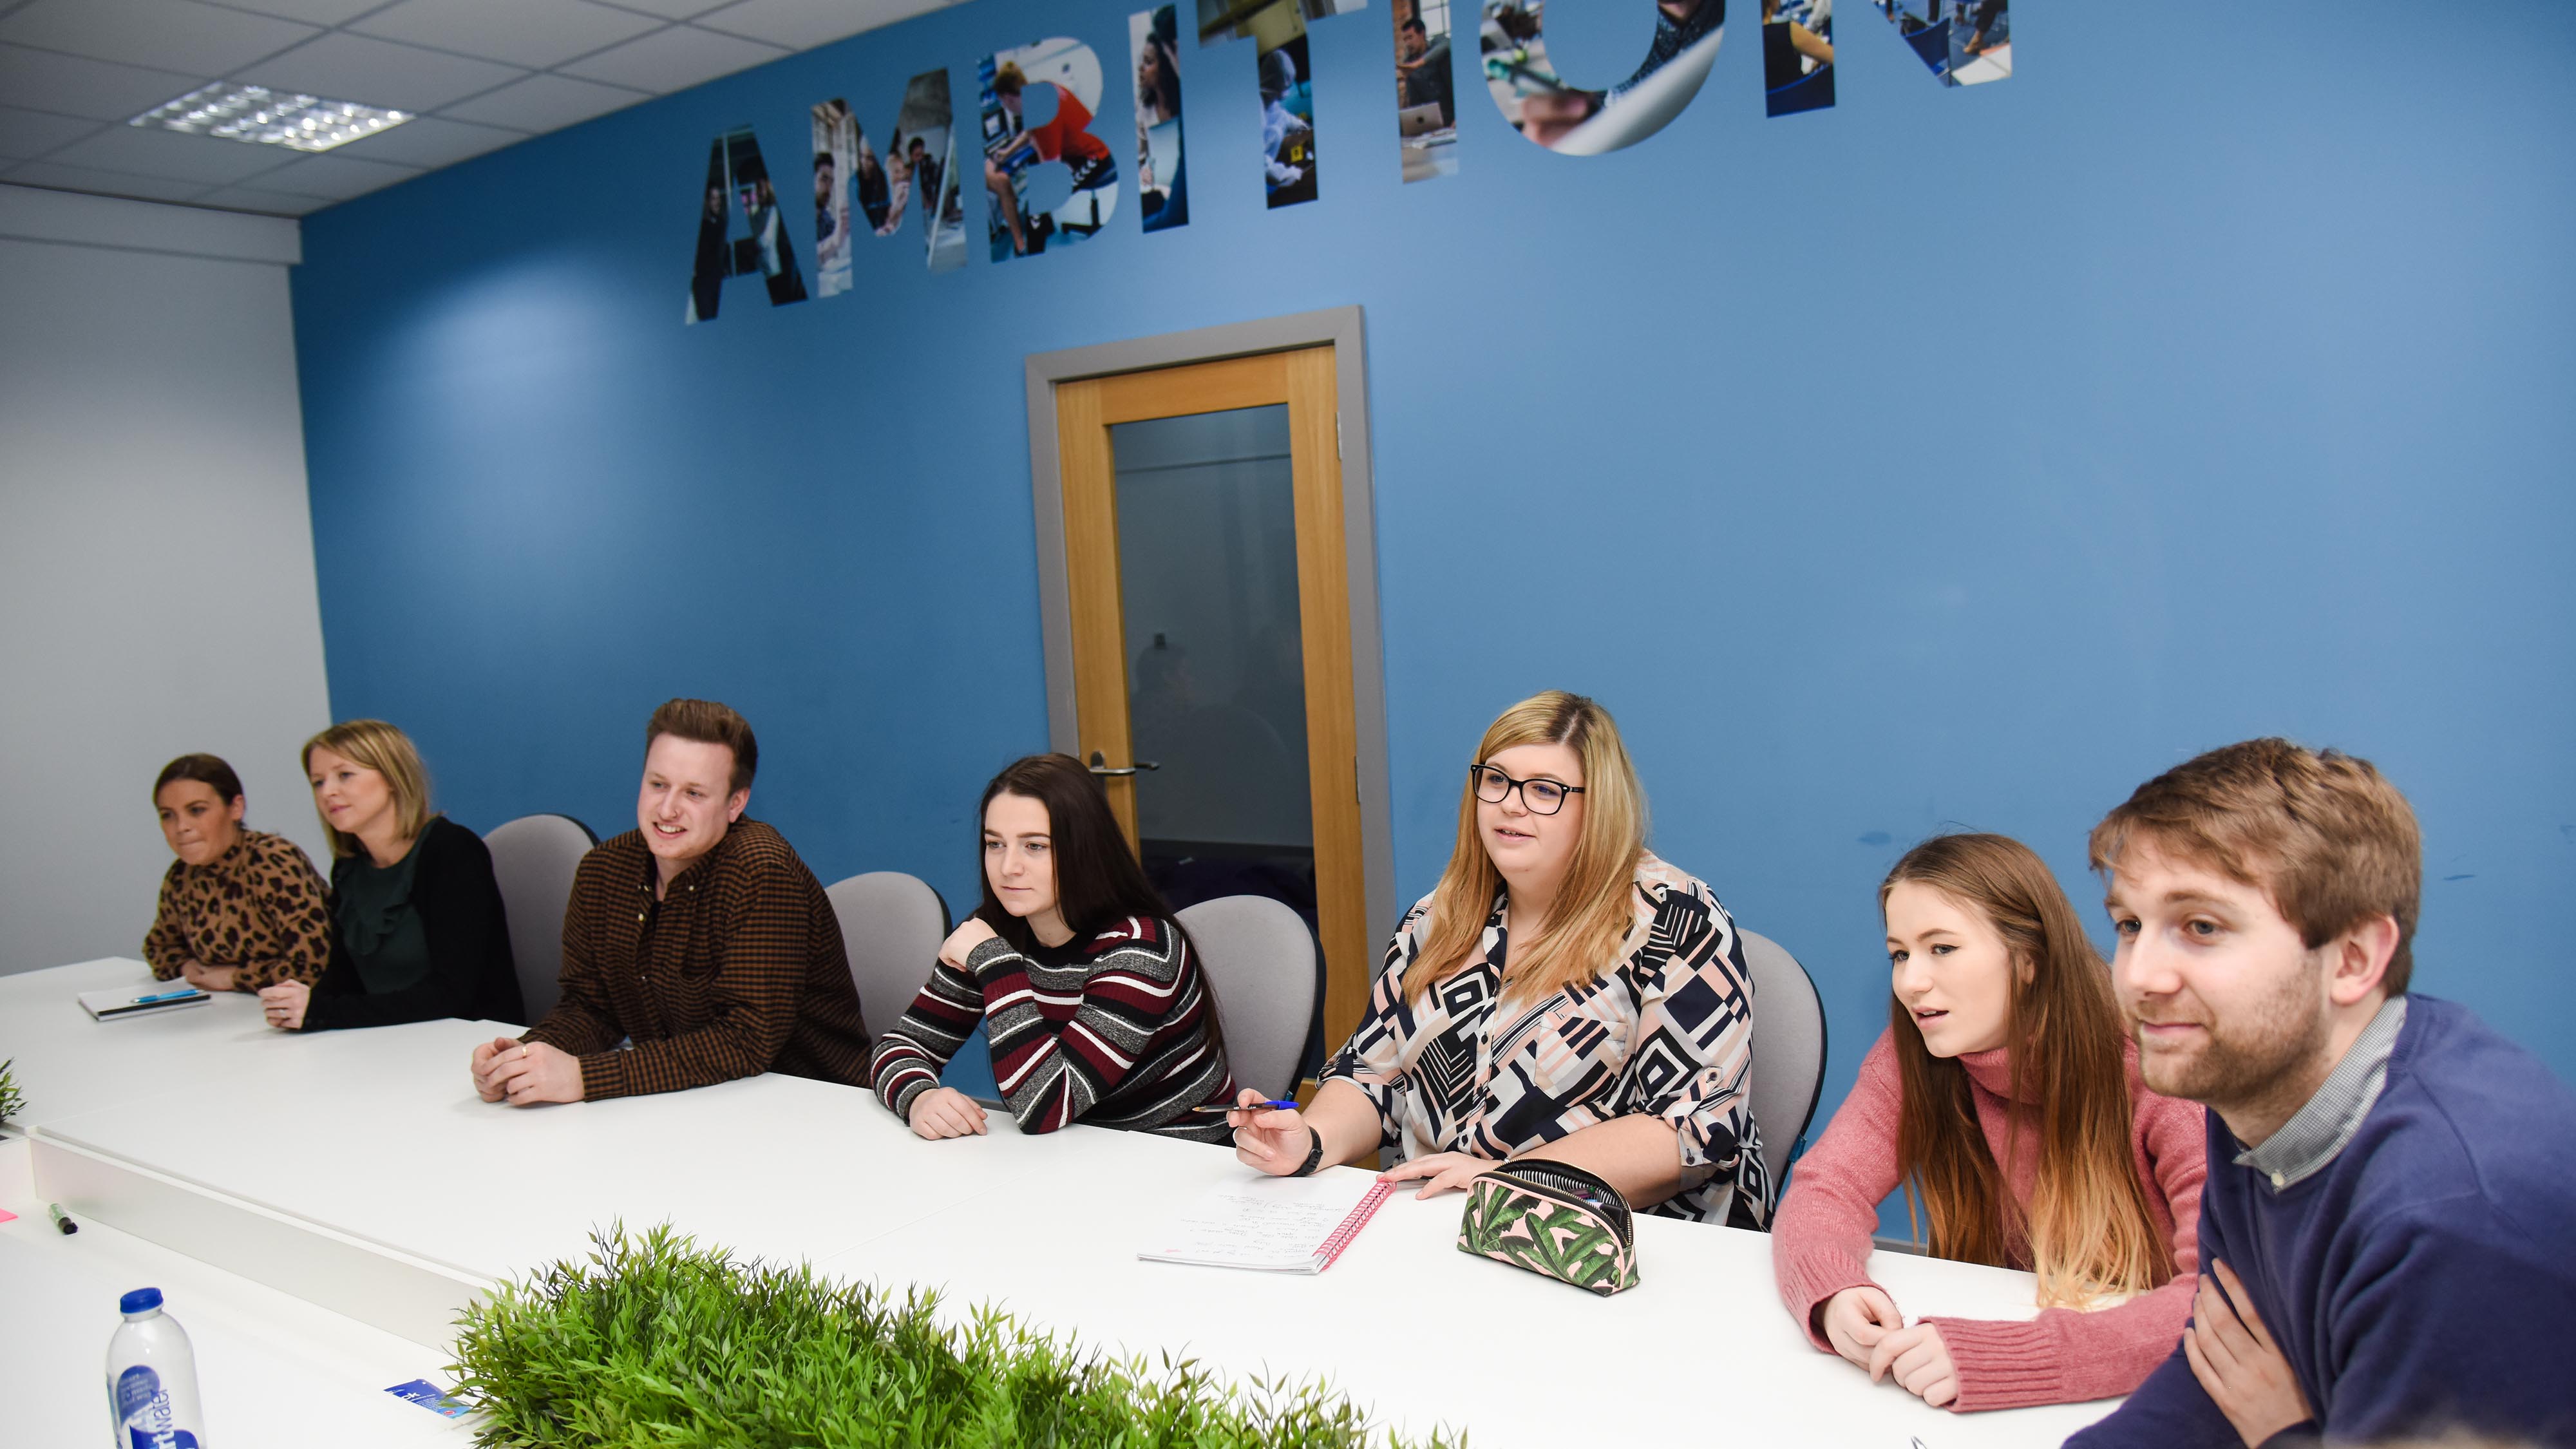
[2071,996,2576,1448]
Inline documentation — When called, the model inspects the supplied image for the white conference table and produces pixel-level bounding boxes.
[3,958,2119,1446]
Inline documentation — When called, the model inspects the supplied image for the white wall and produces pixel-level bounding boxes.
[0,185,334,975]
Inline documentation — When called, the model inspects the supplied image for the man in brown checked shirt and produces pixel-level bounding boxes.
[469,699,870,1105]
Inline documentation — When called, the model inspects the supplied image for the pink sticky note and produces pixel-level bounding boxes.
[0,1208,16,1224]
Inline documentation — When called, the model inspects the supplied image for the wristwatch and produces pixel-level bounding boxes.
[1290,1124,1326,1178]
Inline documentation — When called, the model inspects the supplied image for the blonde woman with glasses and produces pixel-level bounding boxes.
[257,720,523,1033]
[1230,690,1771,1226]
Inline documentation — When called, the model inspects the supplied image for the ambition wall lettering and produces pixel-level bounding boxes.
[684,0,2012,319]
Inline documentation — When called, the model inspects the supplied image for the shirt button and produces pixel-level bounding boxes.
[2270,1170,2286,1189]
[637,912,647,922]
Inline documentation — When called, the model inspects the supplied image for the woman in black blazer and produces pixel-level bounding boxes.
[258,720,526,1032]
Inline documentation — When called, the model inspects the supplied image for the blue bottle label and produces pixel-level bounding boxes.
[115,1364,200,1448]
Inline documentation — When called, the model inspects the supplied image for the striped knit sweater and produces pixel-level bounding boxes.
[870,914,1238,1142]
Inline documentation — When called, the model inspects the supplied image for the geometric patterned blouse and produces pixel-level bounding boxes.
[1320,850,1772,1227]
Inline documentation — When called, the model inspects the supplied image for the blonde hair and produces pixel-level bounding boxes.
[1406,692,1647,1009]
[301,719,432,860]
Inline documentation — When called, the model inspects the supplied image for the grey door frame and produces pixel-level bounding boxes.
[1022,305,1395,955]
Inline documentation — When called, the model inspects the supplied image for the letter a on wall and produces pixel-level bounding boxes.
[1200,0,1366,209]
[685,128,808,325]
[980,39,1120,261]
[1871,0,2011,86]
[1479,0,1723,156]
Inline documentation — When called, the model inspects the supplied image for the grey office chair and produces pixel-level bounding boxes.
[481,813,598,1027]
[1741,927,1829,1170]
[1176,895,1319,1102]
[826,871,951,1047]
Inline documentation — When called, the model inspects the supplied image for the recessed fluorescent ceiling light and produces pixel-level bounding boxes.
[130,82,409,153]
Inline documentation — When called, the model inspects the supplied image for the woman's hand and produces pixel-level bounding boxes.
[1228,1087,1310,1176]
[1378,1151,1496,1200]
[1869,1321,1961,1408]
[1817,1285,1902,1367]
[2185,1260,2313,1446]
[181,960,239,993]
[258,980,310,1030]
[907,1086,989,1140]
[936,918,999,969]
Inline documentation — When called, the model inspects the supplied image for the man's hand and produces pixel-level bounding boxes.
[2185,1260,2313,1446]
[936,918,999,969]
[181,960,239,993]
[258,980,310,1030]
[1817,1285,1902,1367]
[476,1039,585,1107]
[1378,1151,1495,1200]
[1869,1321,1961,1408]
[907,1086,989,1139]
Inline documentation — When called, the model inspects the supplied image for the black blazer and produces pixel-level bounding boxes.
[305,817,526,1030]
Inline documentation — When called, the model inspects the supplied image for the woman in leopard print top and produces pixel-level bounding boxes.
[143,753,332,993]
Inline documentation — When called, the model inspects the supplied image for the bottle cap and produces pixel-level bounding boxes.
[118,1287,164,1315]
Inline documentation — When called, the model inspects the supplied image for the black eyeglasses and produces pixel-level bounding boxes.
[1469,764,1585,815]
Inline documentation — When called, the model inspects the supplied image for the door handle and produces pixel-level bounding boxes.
[1087,751,1160,777]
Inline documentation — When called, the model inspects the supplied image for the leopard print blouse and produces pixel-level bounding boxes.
[143,829,332,990]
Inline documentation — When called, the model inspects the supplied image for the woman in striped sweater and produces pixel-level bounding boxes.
[871,753,1237,1142]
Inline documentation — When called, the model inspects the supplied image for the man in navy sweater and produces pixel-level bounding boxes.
[2072,737,2576,1448]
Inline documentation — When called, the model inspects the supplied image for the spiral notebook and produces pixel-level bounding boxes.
[78,985,210,1022]
[1136,1172,1396,1274]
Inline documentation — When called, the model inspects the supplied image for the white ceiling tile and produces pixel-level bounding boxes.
[48,121,304,183]
[324,111,521,166]
[247,149,418,198]
[694,0,949,51]
[191,182,332,214]
[435,71,642,129]
[0,0,317,78]
[584,0,734,19]
[557,23,781,93]
[0,43,204,119]
[0,105,108,158]
[211,0,404,23]
[351,0,663,70]
[4,159,216,202]
[236,30,527,111]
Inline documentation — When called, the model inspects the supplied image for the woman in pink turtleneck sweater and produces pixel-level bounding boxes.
[1772,833,2206,1412]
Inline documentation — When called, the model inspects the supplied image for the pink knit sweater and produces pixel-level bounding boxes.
[1770,1027,2207,1411]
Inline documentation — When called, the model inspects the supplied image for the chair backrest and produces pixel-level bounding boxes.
[1175,895,1318,1102]
[1740,927,1828,1171]
[826,872,951,1047]
[480,813,598,1027]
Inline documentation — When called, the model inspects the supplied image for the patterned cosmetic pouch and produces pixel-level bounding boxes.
[1454,1157,1638,1296]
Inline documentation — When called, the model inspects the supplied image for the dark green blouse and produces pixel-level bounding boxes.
[332,835,433,996]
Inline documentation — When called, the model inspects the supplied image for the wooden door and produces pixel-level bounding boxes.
[1053,346,1370,1064]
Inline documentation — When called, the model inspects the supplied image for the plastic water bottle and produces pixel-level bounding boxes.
[106,1287,205,1448]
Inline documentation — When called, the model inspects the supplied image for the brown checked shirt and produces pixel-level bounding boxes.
[521,819,869,1101]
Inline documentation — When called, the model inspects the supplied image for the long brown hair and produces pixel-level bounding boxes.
[1883,833,2170,1307]
[1406,692,1647,1009]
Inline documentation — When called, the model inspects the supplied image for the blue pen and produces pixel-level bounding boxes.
[1245,1099,1299,1112]
[131,989,201,1005]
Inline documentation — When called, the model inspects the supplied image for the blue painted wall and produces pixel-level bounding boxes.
[295,0,2576,1144]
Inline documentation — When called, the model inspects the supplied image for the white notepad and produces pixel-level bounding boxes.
[79,985,211,1022]
[1136,1171,1396,1274]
